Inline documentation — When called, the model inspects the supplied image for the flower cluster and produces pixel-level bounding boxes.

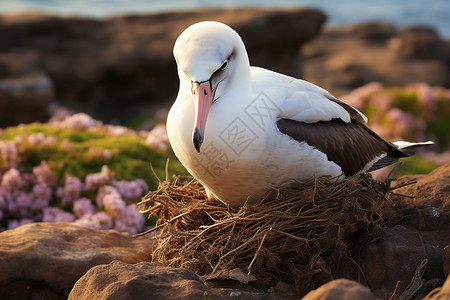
[341,82,450,146]
[145,124,170,151]
[0,164,148,234]
[0,111,183,234]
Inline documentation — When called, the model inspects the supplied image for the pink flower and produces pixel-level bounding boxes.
[75,212,113,230]
[96,185,119,207]
[58,174,84,207]
[145,124,170,151]
[59,113,101,130]
[370,94,392,113]
[341,82,383,110]
[114,204,145,234]
[0,141,18,169]
[59,139,74,150]
[27,132,45,147]
[85,165,114,191]
[88,148,112,161]
[73,198,96,218]
[103,192,126,218]
[42,207,75,223]
[33,161,56,186]
[1,168,24,191]
[106,125,133,137]
[112,179,148,202]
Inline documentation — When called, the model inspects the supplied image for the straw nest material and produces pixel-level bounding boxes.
[138,172,394,290]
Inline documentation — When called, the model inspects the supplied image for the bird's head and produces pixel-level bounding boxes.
[173,21,250,153]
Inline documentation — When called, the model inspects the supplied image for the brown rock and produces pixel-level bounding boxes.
[336,224,448,299]
[0,74,55,125]
[0,9,326,125]
[444,245,450,277]
[422,275,450,300]
[69,261,221,300]
[302,279,376,300]
[391,162,450,212]
[399,26,444,59]
[302,23,449,96]
[0,222,155,300]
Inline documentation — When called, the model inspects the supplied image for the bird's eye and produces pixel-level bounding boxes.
[219,60,228,71]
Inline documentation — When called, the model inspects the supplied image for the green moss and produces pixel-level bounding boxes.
[388,87,421,116]
[391,155,438,177]
[426,97,450,148]
[0,122,188,190]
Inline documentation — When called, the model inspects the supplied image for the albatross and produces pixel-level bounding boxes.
[167,21,433,207]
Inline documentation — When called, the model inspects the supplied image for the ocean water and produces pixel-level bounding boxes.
[1,0,449,37]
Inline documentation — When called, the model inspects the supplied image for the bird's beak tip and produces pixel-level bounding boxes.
[193,127,203,153]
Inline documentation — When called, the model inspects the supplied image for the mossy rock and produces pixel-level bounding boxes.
[0,121,187,190]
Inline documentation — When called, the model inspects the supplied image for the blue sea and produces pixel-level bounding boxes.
[1,0,449,37]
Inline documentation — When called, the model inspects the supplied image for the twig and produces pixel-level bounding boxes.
[390,191,415,199]
[388,280,401,300]
[248,227,271,275]
[389,180,417,191]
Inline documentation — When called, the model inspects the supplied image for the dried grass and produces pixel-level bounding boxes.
[138,172,393,291]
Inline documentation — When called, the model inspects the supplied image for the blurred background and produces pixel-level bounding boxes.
[0,0,448,125]
[0,0,448,231]
[0,0,449,161]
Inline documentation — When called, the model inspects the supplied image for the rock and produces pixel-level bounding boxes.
[302,279,376,300]
[302,23,450,96]
[0,9,326,125]
[69,261,221,300]
[399,26,444,59]
[70,260,297,300]
[336,224,449,299]
[422,275,450,300]
[0,74,55,126]
[391,162,450,212]
[0,222,155,300]
[444,245,450,277]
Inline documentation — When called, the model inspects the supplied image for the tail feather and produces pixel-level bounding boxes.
[393,140,434,150]
[366,140,434,173]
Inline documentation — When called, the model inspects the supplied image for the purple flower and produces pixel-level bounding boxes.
[42,207,75,223]
[33,182,52,203]
[103,192,126,218]
[59,174,84,207]
[31,198,50,212]
[7,218,34,230]
[73,198,96,218]
[96,185,119,208]
[1,168,24,191]
[33,161,56,186]
[114,204,145,234]
[75,212,113,230]
[15,191,34,218]
[112,179,148,202]
[85,165,114,191]
[22,173,37,189]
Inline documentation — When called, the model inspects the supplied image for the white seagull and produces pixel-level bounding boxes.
[167,21,432,207]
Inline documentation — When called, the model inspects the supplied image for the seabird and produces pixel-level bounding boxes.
[167,21,433,207]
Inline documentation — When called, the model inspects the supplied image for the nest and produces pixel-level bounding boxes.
[138,173,393,292]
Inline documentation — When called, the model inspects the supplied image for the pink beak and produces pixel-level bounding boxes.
[192,81,214,153]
